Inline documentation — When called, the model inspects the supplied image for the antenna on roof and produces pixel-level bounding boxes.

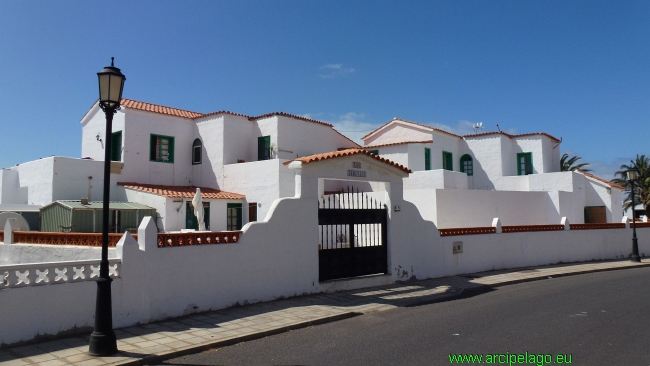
[472,122,483,134]
[496,123,501,132]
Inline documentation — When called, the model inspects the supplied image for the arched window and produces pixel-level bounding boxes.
[460,154,473,176]
[192,138,202,165]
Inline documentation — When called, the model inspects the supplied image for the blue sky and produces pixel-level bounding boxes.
[0,1,648,179]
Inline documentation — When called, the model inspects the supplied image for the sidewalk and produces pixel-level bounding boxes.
[2,259,649,366]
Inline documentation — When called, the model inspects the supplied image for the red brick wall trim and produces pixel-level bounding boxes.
[502,225,564,233]
[439,227,496,236]
[569,223,626,230]
[634,222,650,228]
[11,231,134,247]
[158,231,242,247]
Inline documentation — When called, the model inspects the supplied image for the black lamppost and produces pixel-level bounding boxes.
[627,169,641,263]
[89,58,125,356]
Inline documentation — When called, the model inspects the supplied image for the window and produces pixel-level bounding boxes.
[424,148,431,170]
[186,201,210,230]
[227,203,243,230]
[517,152,533,175]
[150,134,174,163]
[258,136,271,161]
[442,151,453,171]
[368,150,379,155]
[249,202,257,223]
[460,154,473,176]
[192,138,202,165]
[110,131,122,161]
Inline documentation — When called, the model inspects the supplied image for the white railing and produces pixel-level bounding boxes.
[1,258,120,289]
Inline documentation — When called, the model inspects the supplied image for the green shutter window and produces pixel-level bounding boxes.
[110,131,122,161]
[227,203,243,230]
[192,138,202,165]
[150,134,175,163]
[460,154,473,176]
[258,136,271,161]
[517,152,533,175]
[368,150,379,155]
[186,201,210,230]
[424,148,431,170]
[442,151,453,171]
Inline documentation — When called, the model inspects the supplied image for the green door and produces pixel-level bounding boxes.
[186,202,210,230]
[111,131,122,161]
[517,152,533,175]
[442,151,453,171]
[424,148,431,170]
[258,136,270,160]
[227,203,242,230]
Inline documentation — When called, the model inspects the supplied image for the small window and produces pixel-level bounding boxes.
[110,131,122,161]
[517,152,533,175]
[258,136,271,161]
[192,138,202,165]
[249,202,257,223]
[424,148,431,171]
[368,150,379,155]
[460,154,473,176]
[227,203,243,230]
[150,134,174,163]
[442,151,453,171]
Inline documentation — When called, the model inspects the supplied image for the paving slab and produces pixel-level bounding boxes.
[1,258,649,366]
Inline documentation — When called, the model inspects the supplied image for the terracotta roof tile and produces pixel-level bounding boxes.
[118,183,245,199]
[576,170,625,190]
[364,140,433,148]
[283,148,412,174]
[361,118,462,141]
[121,99,204,119]
[463,131,561,143]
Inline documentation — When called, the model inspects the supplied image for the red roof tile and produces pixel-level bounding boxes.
[364,140,433,148]
[118,183,245,200]
[121,99,204,119]
[283,148,412,174]
[576,170,625,190]
[463,131,561,143]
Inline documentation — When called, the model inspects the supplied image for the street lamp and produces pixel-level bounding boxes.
[627,169,640,263]
[89,57,125,356]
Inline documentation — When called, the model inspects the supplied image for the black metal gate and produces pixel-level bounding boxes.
[318,187,388,281]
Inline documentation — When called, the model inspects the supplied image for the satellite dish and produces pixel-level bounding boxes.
[0,212,30,231]
[472,122,484,134]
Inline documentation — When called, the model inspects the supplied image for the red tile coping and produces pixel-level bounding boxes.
[364,140,433,149]
[158,231,242,247]
[501,225,564,233]
[118,183,245,200]
[439,227,497,236]
[283,148,412,174]
[576,170,625,190]
[569,223,626,230]
[11,231,132,247]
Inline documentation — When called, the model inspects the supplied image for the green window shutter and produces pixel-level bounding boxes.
[442,151,453,171]
[110,131,122,161]
[227,203,243,230]
[150,134,175,163]
[150,135,157,161]
[368,150,379,155]
[424,148,431,170]
[517,152,533,175]
[168,137,174,163]
[258,136,270,161]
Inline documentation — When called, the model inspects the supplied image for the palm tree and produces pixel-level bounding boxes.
[612,154,650,213]
[560,153,592,172]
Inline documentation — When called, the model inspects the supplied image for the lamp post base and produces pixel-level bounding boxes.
[88,277,118,356]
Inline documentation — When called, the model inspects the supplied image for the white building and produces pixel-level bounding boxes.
[361,118,624,227]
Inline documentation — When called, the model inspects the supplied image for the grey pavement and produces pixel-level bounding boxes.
[1,259,648,366]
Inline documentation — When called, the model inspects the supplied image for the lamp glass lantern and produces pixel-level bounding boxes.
[97,58,126,110]
[627,169,638,181]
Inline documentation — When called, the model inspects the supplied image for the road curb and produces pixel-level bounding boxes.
[113,311,361,365]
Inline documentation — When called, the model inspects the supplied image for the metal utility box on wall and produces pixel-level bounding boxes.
[40,200,156,233]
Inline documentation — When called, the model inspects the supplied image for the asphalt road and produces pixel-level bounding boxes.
[163,267,650,365]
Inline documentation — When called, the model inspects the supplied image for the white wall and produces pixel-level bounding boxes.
[363,120,432,146]
[0,244,116,264]
[403,170,468,190]
[276,116,358,160]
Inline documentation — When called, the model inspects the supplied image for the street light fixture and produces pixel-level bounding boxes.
[627,169,640,263]
[89,57,125,356]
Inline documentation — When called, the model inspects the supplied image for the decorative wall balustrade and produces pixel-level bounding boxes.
[439,227,496,236]
[1,259,120,289]
[157,231,243,247]
[10,231,136,247]
[502,225,564,233]
[569,223,626,230]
